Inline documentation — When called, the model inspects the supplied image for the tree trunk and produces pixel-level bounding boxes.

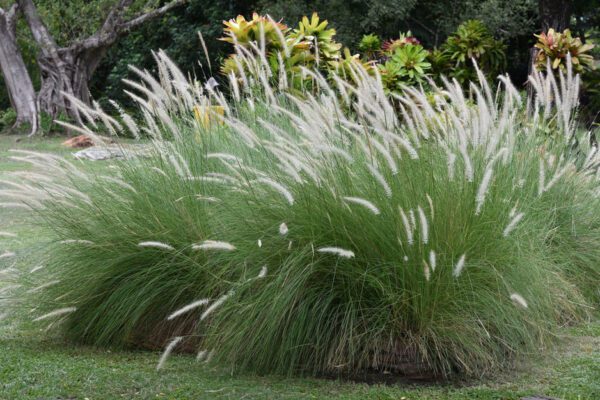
[0,4,37,134]
[539,0,573,32]
[17,0,84,123]
[36,47,107,119]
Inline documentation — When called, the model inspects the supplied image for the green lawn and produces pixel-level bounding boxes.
[0,134,598,400]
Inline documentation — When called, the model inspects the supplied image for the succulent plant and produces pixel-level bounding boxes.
[534,29,595,73]
[289,12,342,63]
[220,13,289,48]
[328,48,375,83]
[391,44,431,83]
[382,31,421,55]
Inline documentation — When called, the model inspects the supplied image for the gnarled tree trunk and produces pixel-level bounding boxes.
[36,47,107,119]
[0,0,185,134]
[17,0,185,124]
[0,4,37,134]
[17,0,84,123]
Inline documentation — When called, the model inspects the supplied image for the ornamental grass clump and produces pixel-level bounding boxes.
[5,47,600,378]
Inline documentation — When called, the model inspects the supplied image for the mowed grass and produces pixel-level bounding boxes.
[0,134,598,400]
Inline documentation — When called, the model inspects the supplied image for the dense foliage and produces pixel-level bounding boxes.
[1,0,599,117]
[6,44,599,379]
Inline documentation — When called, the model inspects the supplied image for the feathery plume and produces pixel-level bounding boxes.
[409,209,416,231]
[0,251,15,259]
[399,207,414,245]
[475,167,494,215]
[196,196,220,203]
[446,151,457,180]
[30,265,44,274]
[33,307,77,322]
[60,240,94,245]
[27,280,60,293]
[538,159,545,196]
[204,350,215,363]
[503,212,525,237]
[453,254,467,278]
[196,349,208,362]
[167,299,210,320]
[0,203,28,209]
[0,284,20,295]
[254,177,294,205]
[417,206,429,244]
[151,167,168,177]
[510,293,528,309]
[201,291,234,321]
[258,265,268,278]
[366,163,392,197]
[138,241,174,251]
[156,336,183,371]
[426,194,434,220]
[429,250,437,272]
[192,240,236,251]
[317,247,355,259]
[206,152,242,163]
[0,268,16,277]
[343,196,381,215]
[279,222,289,235]
[423,260,431,281]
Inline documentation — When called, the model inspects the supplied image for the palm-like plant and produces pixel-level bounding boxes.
[441,20,506,84]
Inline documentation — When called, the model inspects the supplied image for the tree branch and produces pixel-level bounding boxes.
[117,0,185,33]
[6,4,19,33]
[17,0,60,55]
[98,0,135,35]
[66,0,186,53]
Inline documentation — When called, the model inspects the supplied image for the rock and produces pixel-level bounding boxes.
[62,135,94,148]
[72,144,152,161]
[73,147,123,160]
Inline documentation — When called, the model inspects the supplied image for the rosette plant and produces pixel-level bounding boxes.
[382,31,421,55]
[534,29,595,73]
[441,20,506,84]
[289,12,342,63]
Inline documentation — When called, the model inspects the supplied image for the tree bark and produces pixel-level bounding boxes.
[539,0,573,32]
[0,4,38,134]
